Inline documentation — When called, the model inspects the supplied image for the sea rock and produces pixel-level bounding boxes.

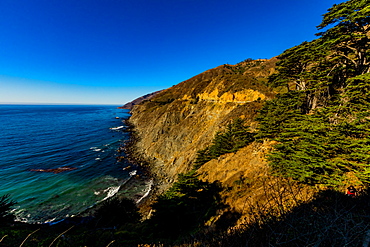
[30,166,77,174]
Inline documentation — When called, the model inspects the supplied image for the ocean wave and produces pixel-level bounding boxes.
[94,171,137,203]
[100,186,121,202]
[136,180,153,204]
[44,217,57,224]
[109,126,124,130]
[14,208,31,223]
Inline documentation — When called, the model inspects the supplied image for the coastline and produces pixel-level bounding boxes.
[118,118,158,212]
[112,90,165,213]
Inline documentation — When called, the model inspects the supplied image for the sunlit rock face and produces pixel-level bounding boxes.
[127,58,278,193]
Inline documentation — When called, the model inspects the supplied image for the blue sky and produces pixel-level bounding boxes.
[0,0,345,105]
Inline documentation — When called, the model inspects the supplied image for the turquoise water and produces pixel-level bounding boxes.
[0,105,135,223]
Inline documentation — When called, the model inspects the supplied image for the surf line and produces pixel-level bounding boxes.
[47,170,138,226]
[96,170,138,204]
[136,179,153,204]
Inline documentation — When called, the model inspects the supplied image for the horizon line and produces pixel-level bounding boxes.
[0,102,124,106]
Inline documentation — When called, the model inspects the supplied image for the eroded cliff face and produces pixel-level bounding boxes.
[128,58,277,192]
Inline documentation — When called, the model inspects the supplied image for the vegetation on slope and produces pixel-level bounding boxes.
[257,0,370,186]
[194,118,255,169]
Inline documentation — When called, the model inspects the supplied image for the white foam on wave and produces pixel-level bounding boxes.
[14,207,29,223]
[136,180,153,204]
[92,172,139,210]
[129,170,137,177]
[44,218,57,224]
[110,126,124,130]
[90,146,104,152]
[98,185,121,202]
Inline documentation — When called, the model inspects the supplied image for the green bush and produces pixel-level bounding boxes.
[194,118,255,169]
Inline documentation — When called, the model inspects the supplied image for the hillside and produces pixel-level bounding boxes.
[128,58,277,193]
[126,57,318,228]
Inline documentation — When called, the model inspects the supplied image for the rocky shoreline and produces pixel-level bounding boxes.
[117,118,160,214]
[53,117,157,224]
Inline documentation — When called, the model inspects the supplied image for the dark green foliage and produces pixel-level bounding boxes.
[317,0,370,77]
[212,118,255,154]
[194,118,255,169]
[153,98,175,105]
[258,76,370,185]
[145,171,224,240]
[267,113,351,185]
[0,194,16,225]
[268,40,329,92]
[94,197,141,228]
[255,91,307,140]
[332,74,370,183]
[258,0,370,186]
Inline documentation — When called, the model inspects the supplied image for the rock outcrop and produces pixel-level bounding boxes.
[29,166,77,174]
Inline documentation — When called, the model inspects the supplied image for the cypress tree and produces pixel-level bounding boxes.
[257,0,370,186]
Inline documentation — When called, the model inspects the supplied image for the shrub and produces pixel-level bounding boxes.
[194,118,255,169]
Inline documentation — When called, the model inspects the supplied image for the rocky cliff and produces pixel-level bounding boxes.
[129,59,274,185]
[127,57,314,224]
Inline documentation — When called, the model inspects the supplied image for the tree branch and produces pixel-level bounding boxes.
[334,53,358,67]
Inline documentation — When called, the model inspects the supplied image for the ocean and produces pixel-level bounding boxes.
[0,104,147,224]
